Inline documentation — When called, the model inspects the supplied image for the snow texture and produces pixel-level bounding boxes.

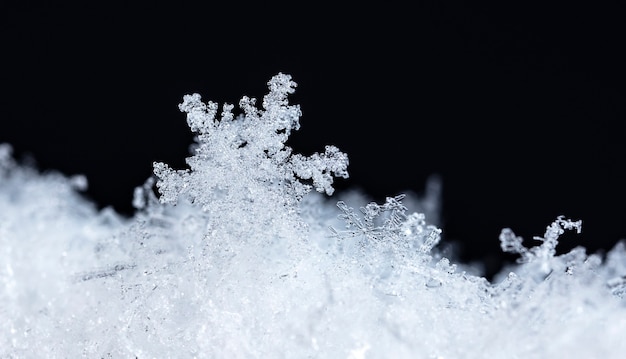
[2,74,626,358]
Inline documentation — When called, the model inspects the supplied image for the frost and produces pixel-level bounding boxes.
[2,74,626,358]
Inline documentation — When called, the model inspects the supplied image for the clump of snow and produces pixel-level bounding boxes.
[2,74,626,358]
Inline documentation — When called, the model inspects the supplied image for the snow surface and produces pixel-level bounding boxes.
[2,74,626,358]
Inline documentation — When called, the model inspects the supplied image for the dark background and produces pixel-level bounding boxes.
[1,2,624,278]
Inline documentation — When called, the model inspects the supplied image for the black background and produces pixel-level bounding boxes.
[1,2,624,278]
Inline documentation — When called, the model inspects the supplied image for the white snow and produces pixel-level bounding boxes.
[1,74,625,358]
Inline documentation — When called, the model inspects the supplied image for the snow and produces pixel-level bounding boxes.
[1,74,626,358]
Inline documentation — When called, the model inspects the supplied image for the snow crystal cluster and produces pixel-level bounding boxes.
[2,73,626,358]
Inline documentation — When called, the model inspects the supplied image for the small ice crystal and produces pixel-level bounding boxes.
[331,194,441,262]
[500,215,582,274]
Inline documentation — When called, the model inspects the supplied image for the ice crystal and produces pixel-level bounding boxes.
[149,73,349,250]
[500,215,583,276]
[153,72,348,212]
[330,194,442,262]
